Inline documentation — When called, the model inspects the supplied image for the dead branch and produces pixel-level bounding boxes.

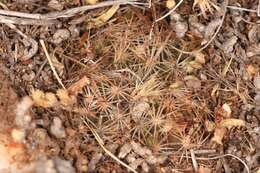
[0,0,144,20]
[0,15,60,25]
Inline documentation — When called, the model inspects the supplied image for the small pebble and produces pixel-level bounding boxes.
[11,129,26,143]
[54,157,75,173]
[50,117,66,138]
[52,29,70,44]
[88,153,102,172]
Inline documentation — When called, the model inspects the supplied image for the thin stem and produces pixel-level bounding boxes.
[40,40,66,89]
[0,0,141,20]
[155,0,185,22]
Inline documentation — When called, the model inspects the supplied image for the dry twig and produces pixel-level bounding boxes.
[81,117,138,173]
[0,15,60,25]
[0,0,144,20]
[183,153,250,173]
[40,40,66,89]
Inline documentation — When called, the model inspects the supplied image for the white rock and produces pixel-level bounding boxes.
[54,157,75,173]
[170,12,188,38]
[15,96,33,128]
[11,129,26,143]
[35,158,56,173]
[52,29,70,44]
[50,117,66,138]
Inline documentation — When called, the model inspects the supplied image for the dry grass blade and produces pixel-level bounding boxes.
[190,149,198,172]
[40,40,66,89]
[81,117,138,173]
[226,5,258,13]
[180,154,249,173]
[132,75,162,99]
[155,0,184,22]
[195,154,250,173]
[193,0,220,18]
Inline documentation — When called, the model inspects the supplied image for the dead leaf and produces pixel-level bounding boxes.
[87,5,120,29]
[189,61,203,69]
[68,76,90,96]
[221,103,232,118]
[205,120,215,132]
[220,118,246,129]
[31,89,58,108]
[51,55,64,74]
[246,64,259,77]
[56,89,76,106]
[211,127,226,145]
[194,52,206,64]
[170,80,183,88]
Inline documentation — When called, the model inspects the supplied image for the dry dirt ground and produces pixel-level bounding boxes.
[0,0,260,173]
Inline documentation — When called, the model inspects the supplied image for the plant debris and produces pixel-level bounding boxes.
[0,0,259,172]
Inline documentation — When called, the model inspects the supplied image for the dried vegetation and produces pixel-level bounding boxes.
[0,0,260,172]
